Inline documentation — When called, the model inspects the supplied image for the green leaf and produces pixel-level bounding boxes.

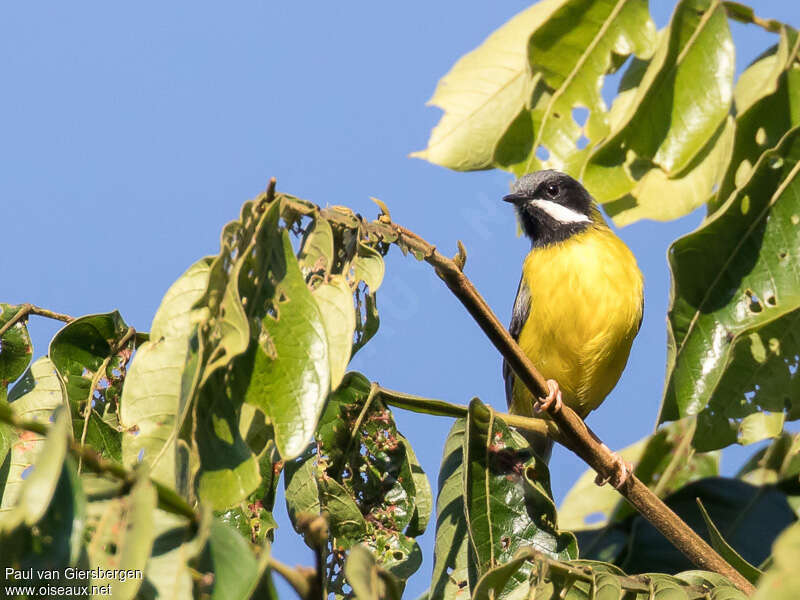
[353,243,385,292]
[313,276,356,391]
[134,507,210,600]
[430,420,471,599]
[753,522,800,599]
[50,311,135,462]
[463,399,576,593]
[285,373,429,594]
[120,257,212,487]
[87,475,157,600]
[660,126,800,447]
[0,304,33,401]
[411,0,568,171]
[584,0,734,221]
[0,454,87,584]
[696,498,763,584]
[736,432,800,487]
[298,217,334,276]
[471,547,537,600]
[202,519,259,600]
[401,435,433,538]
[284,448,321,531]
[712,27,800,212]
[345,544,403,600]
[244,230,330,460]
[352,290,380,357]
[0,409,69,531]
[516,0,656,174]
[194,370,261,510]
[1,358,67,514]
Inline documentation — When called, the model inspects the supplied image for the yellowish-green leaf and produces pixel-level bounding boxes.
[313,275,356,390]
[411,0,567,170]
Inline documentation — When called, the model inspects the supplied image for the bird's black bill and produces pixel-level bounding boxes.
[503,193,525,204]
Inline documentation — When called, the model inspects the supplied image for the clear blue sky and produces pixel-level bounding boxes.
[2,2,798,597]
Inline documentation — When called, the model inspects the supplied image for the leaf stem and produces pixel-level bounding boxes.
[376,384,548,436]
[722,1,782,33]
[0,303,75,338]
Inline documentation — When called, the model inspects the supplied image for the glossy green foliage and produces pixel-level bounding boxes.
[430,401,576,599]
[0,305,33,403]
[661,128,800,448]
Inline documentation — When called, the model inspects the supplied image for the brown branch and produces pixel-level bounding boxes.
[277,196,754,594]
[0,303,75,338]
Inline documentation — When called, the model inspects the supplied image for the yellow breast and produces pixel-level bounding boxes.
[511,224,643,418]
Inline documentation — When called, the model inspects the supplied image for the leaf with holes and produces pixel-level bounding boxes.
[462,398,576,594]
[285,372,430,594]
[512,0,656,175]
[1,357,67,513]
[660,127,800,451]
[712,26,800,212]
[49,311,135,462]
[584,0,734,221]
[120,258,211,487]
[0,304,33,401]
[410,0,568,171]
[243,230,330,460]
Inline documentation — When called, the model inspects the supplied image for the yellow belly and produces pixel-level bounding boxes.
[511,225,643,419]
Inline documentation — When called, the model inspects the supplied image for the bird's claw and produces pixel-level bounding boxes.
[534,379,563,415]
[595,451,633,489]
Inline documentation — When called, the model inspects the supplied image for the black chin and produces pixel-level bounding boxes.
[517,205,590,247]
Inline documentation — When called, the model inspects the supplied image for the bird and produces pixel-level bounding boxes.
[502,170,643,487]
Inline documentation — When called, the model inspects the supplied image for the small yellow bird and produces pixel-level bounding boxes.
[503,170,643,485]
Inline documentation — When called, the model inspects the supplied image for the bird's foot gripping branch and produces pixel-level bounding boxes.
[0,183,765,598]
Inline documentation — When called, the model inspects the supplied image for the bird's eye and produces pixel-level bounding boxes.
[545,183,559,198]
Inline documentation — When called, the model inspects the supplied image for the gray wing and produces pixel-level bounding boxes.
[504,276,553,462]
[503,275,531,409]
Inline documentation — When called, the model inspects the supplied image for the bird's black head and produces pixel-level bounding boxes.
[503,170,596,247]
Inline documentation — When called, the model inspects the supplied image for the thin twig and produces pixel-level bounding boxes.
[78,326,137,473]
[277,196,754,594]
[376,385,548,436]
[0,303,74,338]
[722,1,782,33]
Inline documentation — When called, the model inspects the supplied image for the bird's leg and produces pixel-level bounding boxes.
[594,444,633,489]
[534,379,563,414]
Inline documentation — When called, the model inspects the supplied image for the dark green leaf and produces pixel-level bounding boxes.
[463,399,576,593]
[0,304,33,401]
[696,498,763,584]
[50,311,135,463]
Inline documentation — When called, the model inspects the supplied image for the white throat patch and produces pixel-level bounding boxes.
[530,199,591,224]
